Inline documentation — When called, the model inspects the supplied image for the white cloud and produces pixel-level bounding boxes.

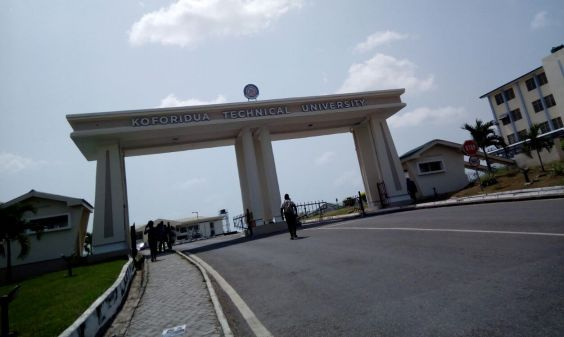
[353,31,408,53]
[337,53,434,94]
[157,94,227,108]
[0,152,47,174]
[530,11,549,30]
[175,177,207,190]
[333,169,362,188]
[387,106,466,128]
[315,151,336,166]
[129,0,303,47]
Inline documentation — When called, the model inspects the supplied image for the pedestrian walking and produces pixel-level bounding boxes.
[406,178,418,203]
[144,220,158,262]
[281,193,299,240]
[157,221,166,252]
[166,222,175,250]
[245,209,255,238]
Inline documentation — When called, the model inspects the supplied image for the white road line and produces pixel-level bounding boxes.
[314,227,564,237]
[178,251,273,337]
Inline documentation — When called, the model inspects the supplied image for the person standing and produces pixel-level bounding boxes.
[281,194,299,240]
[144,220,158,262]
[245,209,254,238]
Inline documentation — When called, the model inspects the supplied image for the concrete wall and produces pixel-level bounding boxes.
[59,259,134,337]
[514,139,564,168]
[0,197,89,268]
[405,146,469,198]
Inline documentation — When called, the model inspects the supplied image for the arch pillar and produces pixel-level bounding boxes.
[235,128,266,224]
[254,127,282,223]
[92,143,130,255]
[352,117,410,209]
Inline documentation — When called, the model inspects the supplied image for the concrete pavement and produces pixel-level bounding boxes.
[106,252,223,337]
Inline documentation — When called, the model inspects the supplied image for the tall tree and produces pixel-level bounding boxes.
[0,203,41,283]
[462,119,505,173]
[522,124,554,172]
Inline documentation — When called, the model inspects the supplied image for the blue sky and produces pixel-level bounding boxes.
[1,0,563,228]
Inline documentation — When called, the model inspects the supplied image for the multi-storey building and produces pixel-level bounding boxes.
[480,45,564,164]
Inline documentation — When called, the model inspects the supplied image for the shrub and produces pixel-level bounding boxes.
[480,175,498,187]
[552,162,564,176]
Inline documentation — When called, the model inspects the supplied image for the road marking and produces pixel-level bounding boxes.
[313,227,564,237]
[177,251,273,337]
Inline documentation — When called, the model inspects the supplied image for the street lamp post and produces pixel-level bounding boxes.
[192,211,199,219]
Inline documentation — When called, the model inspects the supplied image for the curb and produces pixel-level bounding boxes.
[175,251,234,337]
[59,258,135,337]
[370,192,564,217]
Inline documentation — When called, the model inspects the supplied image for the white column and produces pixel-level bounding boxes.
[351,122,383,209]
[369,118,411,205]
[235,128,266,224]
[254,128,282,223]
[92,143,129,255]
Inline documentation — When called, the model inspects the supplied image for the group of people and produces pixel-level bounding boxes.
[144,221,176,262]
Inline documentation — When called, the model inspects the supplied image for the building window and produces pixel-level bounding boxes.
[28,214,69,232]
[494,93,504,105]
[500,115,511,125]
[507,134,516,145]
[537,72,548,86]
[538,121,550,134]
[517,129,527,140]
[532,99,544,113]
[552,117,563,129]
[510,108,522,121]
[418,160,444,174]
[504,88,515,101]
[525,77,537,91]
[210,222,214,228]
[544,94,556,108]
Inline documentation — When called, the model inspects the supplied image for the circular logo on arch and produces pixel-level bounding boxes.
[244,84,259,100]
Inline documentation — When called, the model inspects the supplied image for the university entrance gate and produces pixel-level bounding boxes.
[67,90,411,255]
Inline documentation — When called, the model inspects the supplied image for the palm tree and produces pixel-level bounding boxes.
[522,124,554,172]
[462,119,505,173]
[0,203,41,283]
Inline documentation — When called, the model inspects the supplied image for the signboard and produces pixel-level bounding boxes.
[463,140,478,155]
[468,155,480,167]
[243,84,259,100]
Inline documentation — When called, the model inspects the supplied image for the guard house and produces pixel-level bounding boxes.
[0,190,92,279]
[67,90,412,255]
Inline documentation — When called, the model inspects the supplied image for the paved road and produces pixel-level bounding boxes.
[180,199,564,337]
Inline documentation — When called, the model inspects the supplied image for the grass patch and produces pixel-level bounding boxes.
[453,160,564,198]
[0,259,126,337]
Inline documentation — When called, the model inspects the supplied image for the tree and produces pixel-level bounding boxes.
[462,119,505,173]
[522,124,554,172]
[0,203,42,283]
[84,232,93,256]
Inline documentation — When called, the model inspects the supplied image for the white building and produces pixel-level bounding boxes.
[0,190,92,278]
[480,45,564,165]
[135,213,229,246]
[400,140,470,198]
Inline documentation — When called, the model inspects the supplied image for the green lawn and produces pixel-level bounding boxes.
[0,259,126,337]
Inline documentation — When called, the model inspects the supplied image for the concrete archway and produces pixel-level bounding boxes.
[67,90,410,255]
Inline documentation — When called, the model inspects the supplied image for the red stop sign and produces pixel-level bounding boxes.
[463,140,478,155]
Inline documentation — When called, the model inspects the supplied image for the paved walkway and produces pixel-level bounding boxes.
[124,252,222,337]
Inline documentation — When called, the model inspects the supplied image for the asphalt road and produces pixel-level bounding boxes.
[180,199,564,337]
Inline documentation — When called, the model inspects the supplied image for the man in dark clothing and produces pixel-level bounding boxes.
[281,194,299,240]
[406,178,418,203]
[144,220,158,262]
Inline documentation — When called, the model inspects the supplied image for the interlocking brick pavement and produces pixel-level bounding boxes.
[125,252,222,337]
